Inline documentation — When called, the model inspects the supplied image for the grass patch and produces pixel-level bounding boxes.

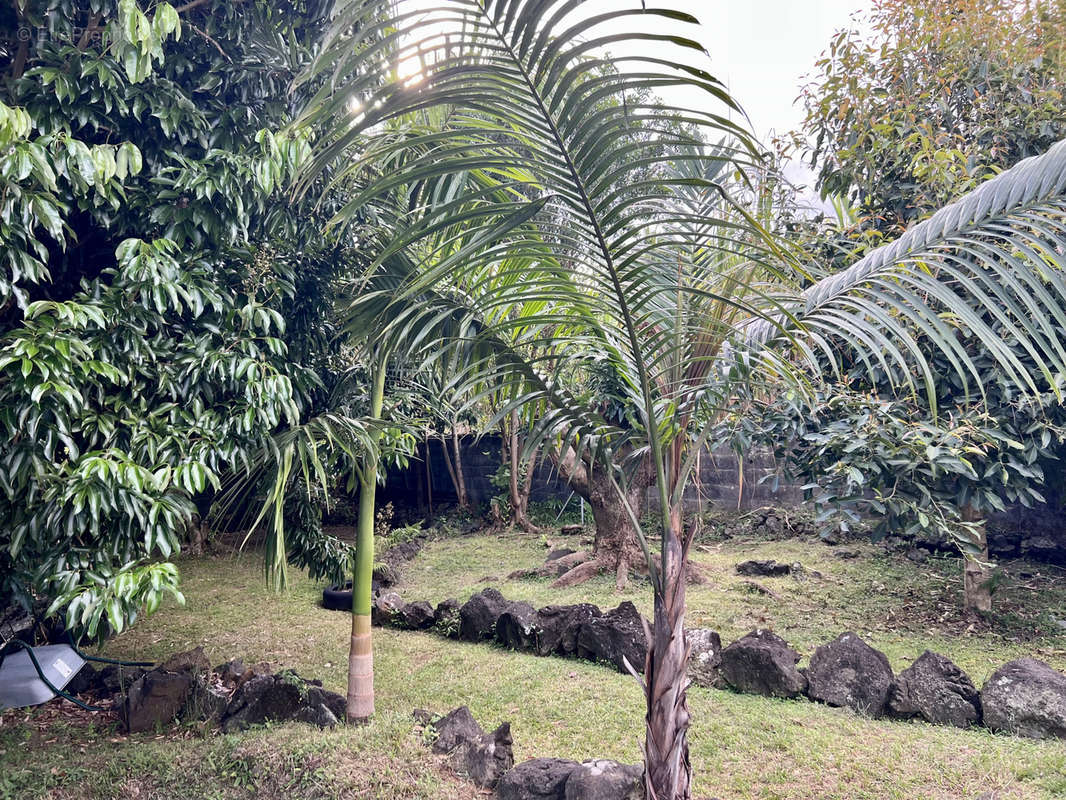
[2,530,1065,799]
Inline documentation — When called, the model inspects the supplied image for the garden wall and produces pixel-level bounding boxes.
[382,434,1066,563]
[381,434,801,514]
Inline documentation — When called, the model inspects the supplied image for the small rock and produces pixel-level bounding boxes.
[372,591,405,626]
[412,708,434,726]
[888,650,980,728]
[735,560,791,577]
[740,580,779,599]
[64,663,97,696]
[497,758,581,800]
[564,759,644,800]
[905,548,928,564]
[719,629,807,698]
[96,664,147,694]
[372,563,401,587]
[981,658,1066,739]
[806,632,895,717]
[215,659,246,686]
[306,685,346,720]
[296,703,338,729]
[685,629,723,689]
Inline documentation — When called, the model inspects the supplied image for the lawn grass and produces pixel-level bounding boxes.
[2,528,1065,800]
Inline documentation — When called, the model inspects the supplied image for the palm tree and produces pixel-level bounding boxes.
[292,2,1066,797]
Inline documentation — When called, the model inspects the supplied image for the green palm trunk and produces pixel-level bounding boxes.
[347,354,387,723]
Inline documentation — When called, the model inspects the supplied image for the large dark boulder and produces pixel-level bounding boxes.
[459,588,512,642]
[888,650,980,728]
[576,602,647,673]
[685,629,723,689]
[719,629,806,698]
[431,706,484,754]
[806,632,894,717]
[496,602,537,651]
[221,672,345,732]
[564,760,644,800]
[497,758,581,800]
[451,722,514,789]
[221,674,300,732]
[430,706,513,789]
[981,658,1066,739]
[399,601,436,630]
[534,604,602,657]
[123,669,195,733]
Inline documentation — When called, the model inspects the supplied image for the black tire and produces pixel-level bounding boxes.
[322,582,353,611]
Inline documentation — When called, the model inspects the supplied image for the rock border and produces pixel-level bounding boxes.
[365,587,1066,741]
[66,647,346,734]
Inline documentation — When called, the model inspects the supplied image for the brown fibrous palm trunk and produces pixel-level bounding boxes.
[643,508,692,800]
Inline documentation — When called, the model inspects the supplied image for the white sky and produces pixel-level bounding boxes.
[579,0,874,207]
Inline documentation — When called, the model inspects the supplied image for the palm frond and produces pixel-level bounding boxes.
[298,1,792,540]
[747,138,1066,411]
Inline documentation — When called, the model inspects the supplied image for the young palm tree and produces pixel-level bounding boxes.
[293,1,1066,797]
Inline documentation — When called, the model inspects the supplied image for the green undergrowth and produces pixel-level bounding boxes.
[2,529,1065,799]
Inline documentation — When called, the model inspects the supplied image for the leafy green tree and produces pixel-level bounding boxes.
[800,0,1066,235]
[0,0,341,635]
[295,2,1066,796]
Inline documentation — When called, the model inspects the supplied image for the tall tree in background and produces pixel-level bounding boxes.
[802,0,1066,236]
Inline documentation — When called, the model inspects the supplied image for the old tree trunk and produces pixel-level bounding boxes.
[550,447,655,589]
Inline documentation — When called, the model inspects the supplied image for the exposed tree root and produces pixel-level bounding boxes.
[512,546,708,591]
[551,556,605,588]
[507,550,589,580]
